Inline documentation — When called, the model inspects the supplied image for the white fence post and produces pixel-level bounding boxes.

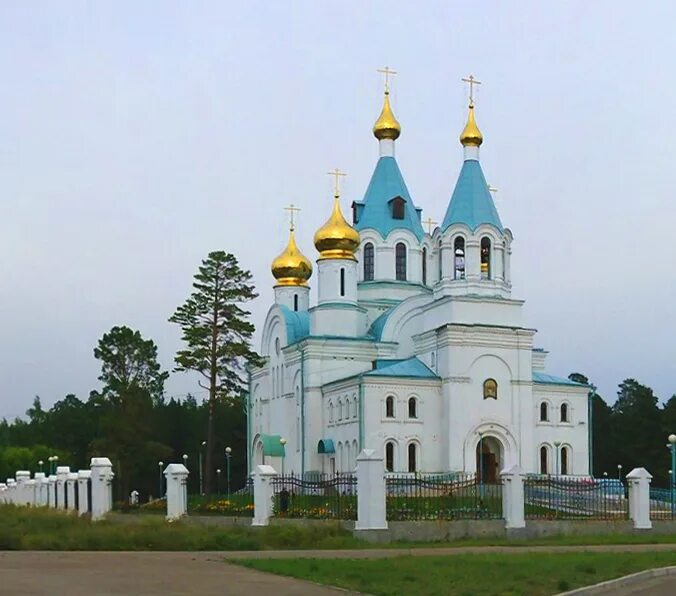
[355,449,388,531]
[164,463,189,521]
[500,464,526,529]
[15,471,31,506]
[252,465,277,526]
[66,473,78,511]
[0,483,6,504]
[90,457,114,521]
[34,473,47,506]
[56,467,70,510]
[77,470,91,515]
[626,467,652,529]
[47,475,56,507]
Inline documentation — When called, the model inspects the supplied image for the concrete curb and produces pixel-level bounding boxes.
[556,565,676,595]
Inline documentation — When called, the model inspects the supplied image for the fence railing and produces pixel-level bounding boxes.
[271,473,357,520]
[524,475,628,520]
[649,487,676,520]
[385,472,503,521]
[187,478,254,516]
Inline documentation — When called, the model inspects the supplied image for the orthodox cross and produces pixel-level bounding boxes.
[377,66,398,92]
[461,74,482,106]
[423,217,438,235]
[284,203,301,230]
[327,168,347,196]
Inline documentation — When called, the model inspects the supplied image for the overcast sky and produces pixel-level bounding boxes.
[1,1,675,420]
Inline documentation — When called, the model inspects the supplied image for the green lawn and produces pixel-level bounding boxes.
[240,552,676,596]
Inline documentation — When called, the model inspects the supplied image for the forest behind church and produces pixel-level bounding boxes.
[1,368,675,498]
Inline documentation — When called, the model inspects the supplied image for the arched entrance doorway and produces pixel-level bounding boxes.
[476,436,502,483]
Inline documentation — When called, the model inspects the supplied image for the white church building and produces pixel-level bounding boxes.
[248,78,590,481]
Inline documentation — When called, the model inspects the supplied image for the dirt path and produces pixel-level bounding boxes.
[0,552,359,596]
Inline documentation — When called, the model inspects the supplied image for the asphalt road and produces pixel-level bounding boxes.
[0,552,358,596]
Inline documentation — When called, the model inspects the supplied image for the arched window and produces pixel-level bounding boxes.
[345,443,351,472]
[481,237,491,279]
[395,243,407,281]
[408,443,417,473]
[483,379,498,400]
[352,396,358,418]
[408,397,418,418]
[385,396,395,418]
[338,399,343,421]
[337,442,343,472]
[345,398,350,419]
[561,446,569,475]
[340,268,345,296]
[438,240,443,280]
[363,242,374,281]
[540,446,549,474]
[329,401,334,423]
[454,237,465,280]
[385,442,395,472]
[352,440,359,467]
[422,247,427,285]
[293,293,298,311]
[560,403,569,423]
[540,402,549,422]
[431,351,436,369]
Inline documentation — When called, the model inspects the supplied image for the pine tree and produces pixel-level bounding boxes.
[169,251,260,494]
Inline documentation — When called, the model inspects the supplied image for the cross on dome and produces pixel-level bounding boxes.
[461,74,482,106]
[423,217,438,235]
[327,168,347,197]
[377,66,398,93]
[283,204,301,230]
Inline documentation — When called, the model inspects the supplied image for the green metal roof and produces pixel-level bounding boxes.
[533,372,587,387]
[365,357,439,379]
[442,159,503,232]
[261,434,286,457]
[317,439,335,454]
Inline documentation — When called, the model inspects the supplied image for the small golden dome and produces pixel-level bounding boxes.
[313,194,360,260]
[460,103,483,147]
[271,227,312,286]
[373,91,401,141]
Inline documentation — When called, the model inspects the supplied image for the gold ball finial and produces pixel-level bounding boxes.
[314,172,360,261]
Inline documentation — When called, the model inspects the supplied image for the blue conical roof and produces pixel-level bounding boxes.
[441,160,503,232]
[354,156,424,241]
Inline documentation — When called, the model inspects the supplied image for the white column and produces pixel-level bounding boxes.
[626,467,652,530]
[47,475,57,507]
[355,449,388,530]
[90,457,114,521]
[66,473,78,511]
[34,473,47,506]
[0,484,6,504]
[501,464,526,529]
[164,463,189,521]
[252,464,277,527]
[77,470,91,516]
[465,238,481,282]
[15,471,30,506]
[56,466,70,510]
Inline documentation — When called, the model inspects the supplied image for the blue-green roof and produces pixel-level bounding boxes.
[261,434,286,456]
[442,159,503,232]
[317,439,335,454]
[354,156,424,240]
[279,305,310,345]
[368,308,395,340]
[533,372,587,387]
[365,357,439,379]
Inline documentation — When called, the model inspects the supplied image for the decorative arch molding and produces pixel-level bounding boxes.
[260,306,289,357]
[462,422,518,472]
[378,292,434,344]
[468,353,514,378]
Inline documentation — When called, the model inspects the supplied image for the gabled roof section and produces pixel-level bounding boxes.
[442,159,503,232]
[355,156,425,241]
[278,305,310,345]
[533,372,588,387]
[365,357,439,379]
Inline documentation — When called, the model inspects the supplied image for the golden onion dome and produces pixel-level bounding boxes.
[271,227,312,286]
[373,91,401,141]
[313,194,360,260]
[460,103,483,147]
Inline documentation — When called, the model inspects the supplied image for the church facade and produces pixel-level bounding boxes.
[248,78,590,481]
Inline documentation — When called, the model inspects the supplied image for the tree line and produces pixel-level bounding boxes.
[0,250,260,500]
